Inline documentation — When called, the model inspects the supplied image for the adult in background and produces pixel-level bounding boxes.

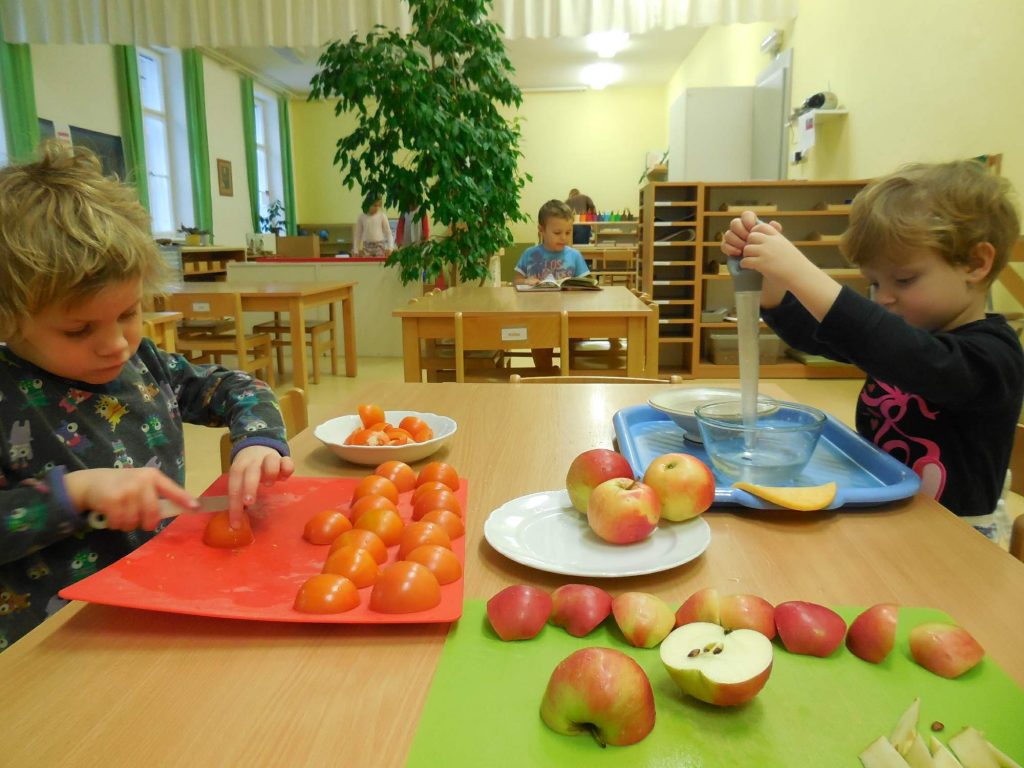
[566,188,597,245]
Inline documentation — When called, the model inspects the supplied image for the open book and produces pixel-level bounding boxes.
[515,275,601,292]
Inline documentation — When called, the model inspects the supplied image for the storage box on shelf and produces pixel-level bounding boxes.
[638,179,870,379]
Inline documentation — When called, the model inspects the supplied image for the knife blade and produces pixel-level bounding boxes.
[87,495,229,530]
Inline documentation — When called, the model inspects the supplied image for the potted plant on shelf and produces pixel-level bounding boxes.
[253,199,287,254]
[178,224,211,246]
[309,0,529,285]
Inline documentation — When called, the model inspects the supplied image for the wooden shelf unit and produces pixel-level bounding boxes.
[638,179,869,379]
[160,245,248,282]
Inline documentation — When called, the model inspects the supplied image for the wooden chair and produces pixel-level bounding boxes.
[1010,515,1024,561]
[454,311,570,383]
[165,292,275,386]
[588,247,638,290]
[409,291,506,382]
[510,373,683,384]
[142,311,181,353]
[567,290,660,378]
[251,312,338,385]
[219,388,308,472]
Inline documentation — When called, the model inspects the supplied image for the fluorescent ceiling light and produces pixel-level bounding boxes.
[581,62,623,90]
[585,30,629,59]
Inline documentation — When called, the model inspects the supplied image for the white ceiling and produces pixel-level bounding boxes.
[216,24,708,95]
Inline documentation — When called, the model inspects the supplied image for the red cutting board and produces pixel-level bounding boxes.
[406,601,1024,766]
[60,475,467,624]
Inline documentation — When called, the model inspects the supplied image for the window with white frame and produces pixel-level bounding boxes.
[253,86,284,225]
[137,46,192,237]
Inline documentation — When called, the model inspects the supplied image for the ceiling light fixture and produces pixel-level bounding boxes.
[585,30,629,59]
[581,62,622,90]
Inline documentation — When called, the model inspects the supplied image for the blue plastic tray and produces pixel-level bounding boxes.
[613,405,921,510]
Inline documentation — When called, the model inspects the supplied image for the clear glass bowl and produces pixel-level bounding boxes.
[694,399,827,485]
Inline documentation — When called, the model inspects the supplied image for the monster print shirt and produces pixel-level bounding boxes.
[0,339,289,650]
[762,287,1024,519]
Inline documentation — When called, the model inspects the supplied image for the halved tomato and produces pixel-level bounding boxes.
[420,509,465,540]
[410,425,434,443]
[374,460,417,493]
[369,561,442,614]
[351,475,399,505]
[322,545,379,588]
[354,506,405,547]
[411,488,462,521]
[346,428,390,446]
[384,427,413,446]
[416,461,460,491]
[329,528,389,564]
[349,494,399,520]
[303,509,352,545]
[412,481,449,505]
[293,574,360,614]
[203,512,254,548]
[397,520,451,560]
[398,416,427,435]
[403,544,462,585]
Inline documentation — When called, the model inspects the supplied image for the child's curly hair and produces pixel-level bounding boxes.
[840,160,1020,287]
[0,141,169,340]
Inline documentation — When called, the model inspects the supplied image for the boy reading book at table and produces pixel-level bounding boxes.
[514,200,592,368]
[722,159,1023,541]
[0,143,294,650]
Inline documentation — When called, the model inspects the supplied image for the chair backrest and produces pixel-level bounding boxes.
[219,387,308,471]
[455,310,569,383]
[510,373,683,384]
[166,292,245,339]
[1010,514,1024,561]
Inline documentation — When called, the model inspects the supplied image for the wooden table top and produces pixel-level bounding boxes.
[1,381,1021,767]
[169,280,356,297]
[392,284,651,317]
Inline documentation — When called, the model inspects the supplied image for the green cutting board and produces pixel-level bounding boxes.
[407,602,1024,766]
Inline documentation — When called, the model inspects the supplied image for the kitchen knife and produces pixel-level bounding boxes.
[87,495,229,530]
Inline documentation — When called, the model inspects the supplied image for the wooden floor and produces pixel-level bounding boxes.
[183,357,1020,550]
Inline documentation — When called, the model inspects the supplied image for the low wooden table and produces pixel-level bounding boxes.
[393,285,652,381]
[166,280,357,388]
[0,382,1021,766]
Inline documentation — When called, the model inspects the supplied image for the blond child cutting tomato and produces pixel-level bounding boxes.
[0,143,294,650]
[722,160,1022,541]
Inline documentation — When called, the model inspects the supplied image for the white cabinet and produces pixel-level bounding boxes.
[668,87,754,182]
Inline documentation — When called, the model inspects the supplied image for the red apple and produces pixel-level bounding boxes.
[660,622,774,706]
[674,586,720,626]
[549,584,613,637]
[908,622,984,678]
[845,603,899,663]
[641,452,715,522]
[774,600,847,657]
[566,448,634,513]
[586,478,661,544]
[486,585,552,641]
[612,592,675,648]
[540,647,656,747]
[720,594,777,640]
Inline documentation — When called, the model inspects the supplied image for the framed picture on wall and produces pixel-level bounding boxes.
[217,159,233,196]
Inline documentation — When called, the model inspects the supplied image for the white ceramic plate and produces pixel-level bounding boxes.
[484,489,711,577]
[314,410,456,466]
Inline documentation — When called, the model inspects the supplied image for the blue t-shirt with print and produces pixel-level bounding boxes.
[514,245,590,281]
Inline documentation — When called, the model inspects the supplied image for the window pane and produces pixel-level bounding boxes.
[148,175,173,233]
[137,52,164,113]
[143,116,169,175]
[254,101,265,145]
[256,148,270,199]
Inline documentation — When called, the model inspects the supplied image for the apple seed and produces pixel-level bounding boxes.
[931,721,944,732]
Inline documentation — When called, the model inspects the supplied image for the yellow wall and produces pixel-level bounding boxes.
[32,45,121,137]
[203,57,252,246]
[293,86,668,243]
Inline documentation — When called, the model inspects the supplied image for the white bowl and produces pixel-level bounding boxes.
[314,410,457,466]
[647,387,744,442]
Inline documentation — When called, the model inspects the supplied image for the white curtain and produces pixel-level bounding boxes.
[1,0,797,45]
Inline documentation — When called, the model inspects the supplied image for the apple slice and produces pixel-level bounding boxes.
[930,736,966,768]
[860,735,913,768]
[674,586,720,626]
[949,728,1000,768]
[611,592,675,648]
[549,584,613,638]
[660,622,773,706]
[733,481,837,511]
[889,697,922,756]
[774,600,847,657]
[909,622,985,678]
[847,603,900,663]
[987,741,1023,768]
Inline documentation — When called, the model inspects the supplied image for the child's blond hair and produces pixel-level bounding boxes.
[0,141,168,339]
[537,199,574,227]
[840,160,1020,287]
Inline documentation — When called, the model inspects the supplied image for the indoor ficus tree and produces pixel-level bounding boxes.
[309,0,530,285]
